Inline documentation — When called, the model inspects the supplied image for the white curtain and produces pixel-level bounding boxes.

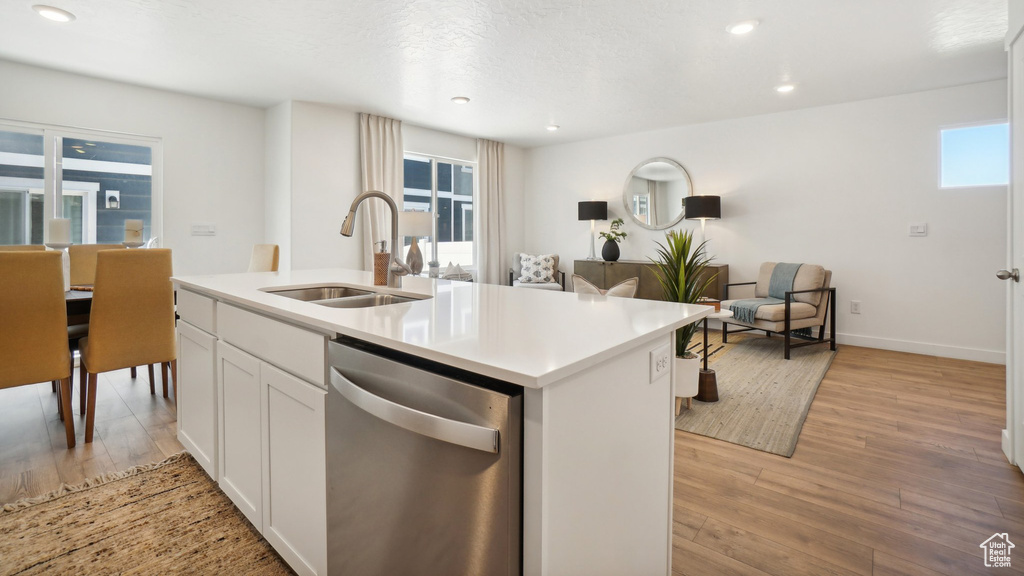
[359,113,404,270]
[476,138,506,285]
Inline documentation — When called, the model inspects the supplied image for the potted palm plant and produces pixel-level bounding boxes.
[650,230,715,408]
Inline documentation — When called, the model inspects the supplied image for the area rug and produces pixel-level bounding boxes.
[0,453,292,575]
[675,332,836,457]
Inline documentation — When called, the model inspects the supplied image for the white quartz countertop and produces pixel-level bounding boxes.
[172,268,711,388]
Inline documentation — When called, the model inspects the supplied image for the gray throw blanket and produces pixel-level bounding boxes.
[731,263,803,324]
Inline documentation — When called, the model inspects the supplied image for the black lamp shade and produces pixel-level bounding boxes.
[578,201,608,221]
[684,195,721,220]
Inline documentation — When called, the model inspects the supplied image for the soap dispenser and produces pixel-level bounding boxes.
[373,241,390,286]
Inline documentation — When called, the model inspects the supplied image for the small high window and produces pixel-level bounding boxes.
[940,122,1009,188]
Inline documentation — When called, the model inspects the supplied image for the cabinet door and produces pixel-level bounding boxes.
[217,342,263,530]
[176,321,218,479]
[261,363,327,576]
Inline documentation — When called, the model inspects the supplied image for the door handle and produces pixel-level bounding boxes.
[330,367,499,454]
[997,269,1020,282]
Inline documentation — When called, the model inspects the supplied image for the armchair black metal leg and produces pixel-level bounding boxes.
[784,297,792,360]
[722,321,728,343]
[829,288,837,351]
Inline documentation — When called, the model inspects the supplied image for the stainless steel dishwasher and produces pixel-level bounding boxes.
[327,337,522,576]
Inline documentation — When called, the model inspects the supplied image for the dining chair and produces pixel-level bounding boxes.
[0,252,76,448]
[0,245,46,251]
[247,243,280,272]
[68,243,161,395]
[79,249,176,443]
[68,244,126,286]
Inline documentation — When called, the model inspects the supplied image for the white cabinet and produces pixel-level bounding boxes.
[176,320,218,479]
[217,342,264,530]
[261,363,327,576]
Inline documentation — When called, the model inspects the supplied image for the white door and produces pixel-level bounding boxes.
[217,341,263,530]
[1006,31,1024,470]
[176,321,218,479]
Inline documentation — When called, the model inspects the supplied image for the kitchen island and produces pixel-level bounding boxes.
[172,268,710,576]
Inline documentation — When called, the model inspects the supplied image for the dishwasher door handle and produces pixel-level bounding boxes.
[330,367,499,454]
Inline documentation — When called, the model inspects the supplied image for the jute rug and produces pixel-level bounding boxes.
[0,453,293,575]
[675,331,836,457]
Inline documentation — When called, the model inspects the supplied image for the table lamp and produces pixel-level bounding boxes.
[578,201,608,260]
[683,195,721,249]
[399,211,433,275]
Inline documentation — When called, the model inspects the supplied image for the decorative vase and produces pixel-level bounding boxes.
[406,237,424,275]
[602,240,620,262]
[674,354,700,413]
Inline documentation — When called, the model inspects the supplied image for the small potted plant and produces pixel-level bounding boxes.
[599,218,627,262]
[650,230,715,412]
[428,259,440,278]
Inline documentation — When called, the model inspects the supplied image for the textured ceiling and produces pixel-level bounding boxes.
[0,0,1008,148]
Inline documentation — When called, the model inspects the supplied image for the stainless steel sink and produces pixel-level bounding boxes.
[264,285,428,308]
[316,294,421,308]
[267,286,373,302]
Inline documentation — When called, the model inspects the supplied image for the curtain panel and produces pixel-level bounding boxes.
[358,114,404,270]
[476,139,506,285]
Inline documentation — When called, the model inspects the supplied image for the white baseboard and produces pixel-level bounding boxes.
[835,332,1005,365]
[704,320,1005,364]
[1004,429,1013,465]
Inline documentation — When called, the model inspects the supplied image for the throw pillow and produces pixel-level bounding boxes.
[572,274,602,295]
[605,277,638,298]
[572,275,638,298]
[519,254,556,283]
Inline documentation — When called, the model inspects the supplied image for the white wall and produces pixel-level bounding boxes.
[289,102,362,271]
[524,80,1008,363]
[265,102,292,271]
[271,110,527,278]
[0,59,265,276]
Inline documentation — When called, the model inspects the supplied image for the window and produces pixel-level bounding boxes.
[403,154,476,268]
[0,121,160,246]
[940,122,1009,188]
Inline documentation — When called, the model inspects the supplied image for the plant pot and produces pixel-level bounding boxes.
[674,355,700,400]
[602,240,620,262]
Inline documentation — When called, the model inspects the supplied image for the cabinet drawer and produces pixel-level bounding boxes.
[218,304,326,387]
[177,289,216,333]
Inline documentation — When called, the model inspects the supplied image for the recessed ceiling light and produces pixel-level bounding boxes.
[33,5,75,22]
[775,84,796,93]
[74,149,85,154]
[726,20,758,35]
[546,125,560,132]
[85,142,96,146]
[450,96,470,104]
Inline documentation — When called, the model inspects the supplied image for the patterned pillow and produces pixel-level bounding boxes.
[519,254,557,283]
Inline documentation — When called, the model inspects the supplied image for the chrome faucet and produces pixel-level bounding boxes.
[340,191,412,288]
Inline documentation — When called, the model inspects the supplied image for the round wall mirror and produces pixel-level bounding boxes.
[622,157,692,230]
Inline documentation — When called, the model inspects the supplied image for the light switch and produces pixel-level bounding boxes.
[909,223,928,237]
[191,223,216,236]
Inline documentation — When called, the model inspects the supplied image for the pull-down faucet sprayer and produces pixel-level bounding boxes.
[340,191,412,288]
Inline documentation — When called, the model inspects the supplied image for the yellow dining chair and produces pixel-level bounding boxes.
[0,245,45,251]
[0,252,76,448]
[68,243,160,393]
[79,249,176,443]
[247,243,280,272]
[68,244,126,286]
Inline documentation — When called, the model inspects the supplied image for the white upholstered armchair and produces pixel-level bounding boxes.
[721,262,836,359]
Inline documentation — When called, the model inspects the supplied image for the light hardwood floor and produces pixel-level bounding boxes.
[0,345,1019,575]
[0,368,181,504]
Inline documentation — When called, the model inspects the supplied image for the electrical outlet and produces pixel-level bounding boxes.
[650,344,671,383]
[909,223,928,237]
[851,300,862,314]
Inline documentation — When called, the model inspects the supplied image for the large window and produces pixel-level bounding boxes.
[403,154,476,268]
[0,121,161,246]
[940,122,1009,188]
